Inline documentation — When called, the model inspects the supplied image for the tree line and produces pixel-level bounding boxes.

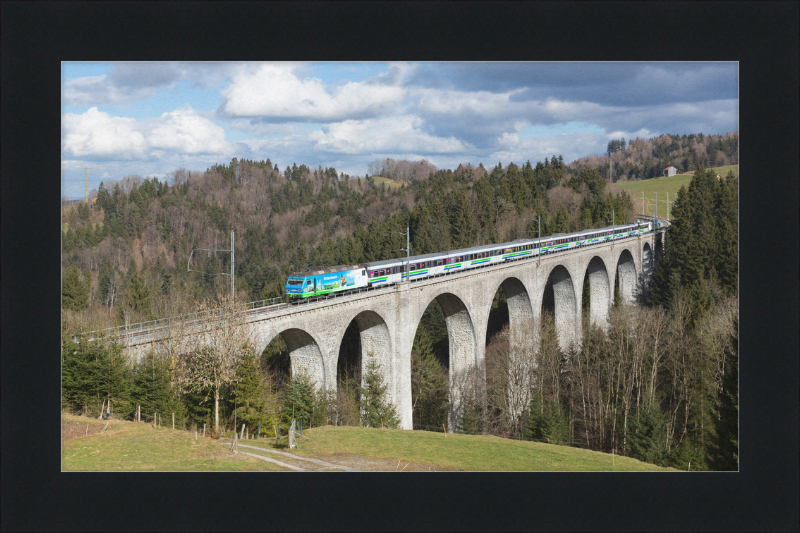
[571,130,738,182]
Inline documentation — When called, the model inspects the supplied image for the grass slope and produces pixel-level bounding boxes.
[62,416,676,471]
[617,164,738,218]
[61,415,283,471]
[371,176,404,188]
[250,426,677,472]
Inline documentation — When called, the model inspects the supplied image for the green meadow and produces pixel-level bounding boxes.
[617,165,738,217]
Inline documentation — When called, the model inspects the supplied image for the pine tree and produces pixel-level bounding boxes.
[62,265,89,311]
[125,268,151,315]
[231,352,279,435]
[628,402,668,466]
[280,370,318,428]
[131,350,182,423]
[527,397,569,442]
[359,352,400,428]
[710,316,738,470]
[411,334,448,427]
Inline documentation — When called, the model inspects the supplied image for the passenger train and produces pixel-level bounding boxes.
[285,220,657,298]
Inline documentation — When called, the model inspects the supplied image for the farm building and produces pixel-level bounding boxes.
[663,166,678,177]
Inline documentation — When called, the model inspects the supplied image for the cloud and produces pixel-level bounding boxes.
[148,106,233,155]
[219,63,406,121]
[408,62,738,106]
[62,106,233,161]
[63,75,159,106]
[63,62,231,106]
[309,115,468,154]
[62,108,147,159]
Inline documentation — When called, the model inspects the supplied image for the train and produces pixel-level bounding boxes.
[285,219,656,298]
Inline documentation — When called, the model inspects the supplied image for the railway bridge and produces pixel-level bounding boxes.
[115,223,666,430]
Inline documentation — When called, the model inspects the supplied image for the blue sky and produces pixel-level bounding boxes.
[61,61,738,197]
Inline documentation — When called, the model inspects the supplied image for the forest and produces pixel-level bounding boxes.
[570,130,738,182]
[61,132,738,470]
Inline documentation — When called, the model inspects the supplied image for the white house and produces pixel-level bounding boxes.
[664,166,678,177]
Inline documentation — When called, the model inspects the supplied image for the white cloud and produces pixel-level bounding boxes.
[310,115,468,154]
[220,63,406,121]
[62,108,147,159]
[62,106,233,161]
[148,106,232,155]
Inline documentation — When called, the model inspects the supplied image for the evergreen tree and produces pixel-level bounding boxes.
[527,396,569,442]
[280,370,319,428]
[710,316,738,470]
[628,402,668,466]
[125,268,151,315]
[131,350,183,424]
[410,334,448,427]
[62,330,132,418]
[359,352,400,428]
[231,352,279,435]
[62,265,90,311]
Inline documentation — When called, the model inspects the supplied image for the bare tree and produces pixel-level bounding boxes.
[173,295,253,433]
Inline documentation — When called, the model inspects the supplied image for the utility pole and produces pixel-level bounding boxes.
[85,166,88,203]
[392,225,411,286]
[187,230,235,304]
[655,192,658,219]
[231,230,235,303]
[667,192,670,220]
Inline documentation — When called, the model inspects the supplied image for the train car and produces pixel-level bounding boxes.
[296,219,657,295]
[285,264,368,298]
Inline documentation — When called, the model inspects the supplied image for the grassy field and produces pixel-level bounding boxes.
[617,164,738,217]
[61,415,282,471]
[370,176,405,188]
[62,416,676,471]
[241,425,676,472]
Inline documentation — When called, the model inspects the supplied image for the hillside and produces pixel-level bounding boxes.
[617,164,738,217]
[61,415,676,471]
[569,131,738,182]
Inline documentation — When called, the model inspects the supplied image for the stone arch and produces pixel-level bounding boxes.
[616,249,638,304]
[487,276,536,427]
[336,309,393,399]
[643,242,653,276]
[258,328,326,390]
[414,291,477,430]
[584,256,611,329]
[540,264,579,351]
[486,275,536,354]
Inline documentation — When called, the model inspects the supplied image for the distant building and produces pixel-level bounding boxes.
[663,166,678,177]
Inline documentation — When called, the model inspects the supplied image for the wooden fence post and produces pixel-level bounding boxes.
[172,413,175,430]
[203,423,206,438]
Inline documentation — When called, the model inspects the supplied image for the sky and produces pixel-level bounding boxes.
[61,61,738,198]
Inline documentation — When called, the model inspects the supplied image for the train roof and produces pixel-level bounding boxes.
[364,221,645,269]
[289,264,363,277]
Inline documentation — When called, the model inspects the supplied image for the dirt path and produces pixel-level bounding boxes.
[220,441,360,471]
[62,418,107,443]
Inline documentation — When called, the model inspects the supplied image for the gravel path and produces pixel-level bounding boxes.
[220,441,360,471]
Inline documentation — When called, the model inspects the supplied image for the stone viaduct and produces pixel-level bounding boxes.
[122,228,664,431]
